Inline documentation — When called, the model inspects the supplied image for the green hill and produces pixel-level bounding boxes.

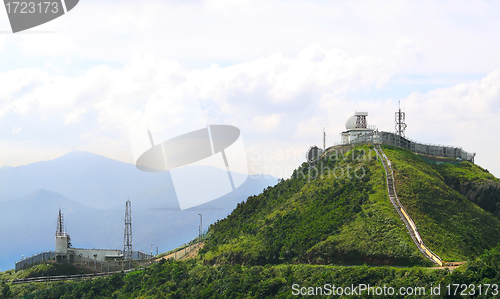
[4,143,500,298]
[202,144,500,266]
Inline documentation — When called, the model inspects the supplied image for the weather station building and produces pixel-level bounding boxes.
[307,105,475,164]
[341,111,377,144]
[15,203,153,272]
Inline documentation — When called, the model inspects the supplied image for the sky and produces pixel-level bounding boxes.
[1,0,500,179]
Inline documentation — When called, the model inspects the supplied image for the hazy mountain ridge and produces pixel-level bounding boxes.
[0,151,174,209]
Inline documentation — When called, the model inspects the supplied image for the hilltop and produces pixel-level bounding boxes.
[201,144,500,266]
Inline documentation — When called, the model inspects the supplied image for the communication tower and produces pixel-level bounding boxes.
[395,101,407,137]
[56,209,65,237]
[123,199,133,260]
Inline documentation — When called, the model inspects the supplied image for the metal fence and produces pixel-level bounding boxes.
[15,252,57,271]
[15,250,154,272]
[4,269,138,285]
[350,131,476,163]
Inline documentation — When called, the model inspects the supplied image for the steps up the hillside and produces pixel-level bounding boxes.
[374,145,443,266]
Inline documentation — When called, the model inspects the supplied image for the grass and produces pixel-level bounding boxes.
[383,145,500,261]
[203,145,433,266]
[202,144,500,266]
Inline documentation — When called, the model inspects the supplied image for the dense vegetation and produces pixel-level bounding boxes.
[3,245,500,298]
[0,264,86,299]
[202,145,425,266]
[202,145,500,266]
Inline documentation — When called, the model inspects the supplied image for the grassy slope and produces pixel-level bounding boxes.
[383,145,500,261]
[305,146,425,265]
[204,144,500,266]
[434,161,499,185]
[203,145,426,266]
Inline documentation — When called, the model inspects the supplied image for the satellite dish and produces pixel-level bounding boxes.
[306,145,324,163]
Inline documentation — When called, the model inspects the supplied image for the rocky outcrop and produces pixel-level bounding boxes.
[446,179,500,219]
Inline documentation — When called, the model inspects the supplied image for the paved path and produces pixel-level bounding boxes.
[155,242,204,262]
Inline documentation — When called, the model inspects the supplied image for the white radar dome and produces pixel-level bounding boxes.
[345,112,356,130]
[345,111,368,130]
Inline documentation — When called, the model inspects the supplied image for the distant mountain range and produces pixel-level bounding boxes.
[0,151,279,271]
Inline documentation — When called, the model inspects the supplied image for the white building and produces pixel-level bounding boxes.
[341,111,376,144]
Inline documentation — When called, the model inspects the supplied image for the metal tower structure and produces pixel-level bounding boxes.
[395,100,407,137]
[356,114,367,128]
[123,199,133,260]
[56,209,66,236]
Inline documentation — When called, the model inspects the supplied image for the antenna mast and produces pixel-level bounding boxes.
[123,199,133,260]
[56,209,66,236]
[323,127,326,150]
[395,100,407,137]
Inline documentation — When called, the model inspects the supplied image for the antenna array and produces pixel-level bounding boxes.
[395,101,407,137]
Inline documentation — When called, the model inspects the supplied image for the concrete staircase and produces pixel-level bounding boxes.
[374,145,443,266]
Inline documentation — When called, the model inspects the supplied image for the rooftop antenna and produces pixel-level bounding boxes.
[123,199,133,260]
[56,208,65,236]
[395,100,407,137]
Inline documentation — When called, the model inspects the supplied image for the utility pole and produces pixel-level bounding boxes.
[199,214,202,242]
[323,127,326,150]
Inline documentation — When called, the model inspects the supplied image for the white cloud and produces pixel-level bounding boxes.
[64,107,88,125]
[11,126,21,134]
[295,117,323,139]
[0,0,498,75]
[0,43,413,172]
[400,70,500,176]
[253,114,282,132]
[0,36,8,53]
[19,33,75,57]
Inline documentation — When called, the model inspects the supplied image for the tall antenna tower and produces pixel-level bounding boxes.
[395,100,407,137]
[123,199,133,260]
[56,208,66,236]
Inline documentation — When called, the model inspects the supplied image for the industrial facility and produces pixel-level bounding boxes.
[307,105,476,164]
[15,200,153,272]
